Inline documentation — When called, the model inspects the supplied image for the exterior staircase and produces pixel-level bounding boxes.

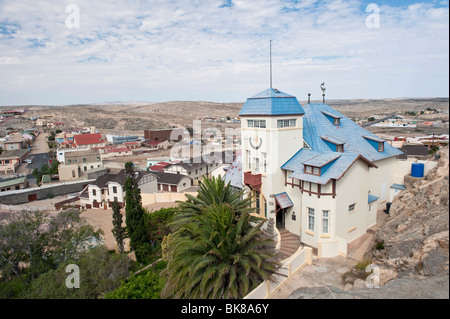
[278,228,301,261]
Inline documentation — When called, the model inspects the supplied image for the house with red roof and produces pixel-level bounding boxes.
[73,133,106,149]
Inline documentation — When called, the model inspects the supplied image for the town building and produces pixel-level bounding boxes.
[58,148,104,181]
[0,176,29,192]
[78,169,158,209]
[235,87,404,258]
[0,149,30,175]
[144,129,182,143]
[106,134,140,145]
[1,136,26,151]
[164,156,224,186]
[72,133,106,149]
[150,171,192,193]
[99,147,133,159]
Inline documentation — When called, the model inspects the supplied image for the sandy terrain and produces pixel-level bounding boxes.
[80,202,178,251]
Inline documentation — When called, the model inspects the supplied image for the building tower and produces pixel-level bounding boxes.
[239,88,305,229]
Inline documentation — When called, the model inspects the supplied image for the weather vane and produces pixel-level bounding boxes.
[321,82,326,103]
[320,82,326,94]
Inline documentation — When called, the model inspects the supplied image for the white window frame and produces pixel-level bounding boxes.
[308,207,315,231]
[262,152,267,173]
[322,210,330,234]
[255,157,260,173]
[248,120,266,128]
[277,119,297,128]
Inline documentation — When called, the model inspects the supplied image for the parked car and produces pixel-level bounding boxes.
[24,158,33,164]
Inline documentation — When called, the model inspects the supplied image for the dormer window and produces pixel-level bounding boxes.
[322,111,343,126]
[305,165,320,176]
[321,136,345,153]
[363,135,385,152]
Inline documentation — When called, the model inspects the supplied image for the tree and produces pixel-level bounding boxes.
[124,164,148,263]
[170,175,253,231]
[22,246,133,299]
[111,201,127,254]
[0,210,103,284]
[144,207,176,248]
[161,203,279,299]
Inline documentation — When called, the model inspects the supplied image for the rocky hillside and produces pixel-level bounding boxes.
[368,147,449,283]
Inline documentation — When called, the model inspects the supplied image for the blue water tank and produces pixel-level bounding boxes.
[411,163,425,178]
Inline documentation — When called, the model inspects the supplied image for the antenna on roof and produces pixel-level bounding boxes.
[270,40,273,89]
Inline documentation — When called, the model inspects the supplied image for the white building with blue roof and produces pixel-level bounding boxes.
[237,87,404,258]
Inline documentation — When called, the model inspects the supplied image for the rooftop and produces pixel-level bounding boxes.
[73,133,104,146]
[239,88,305,117]
[0,149,29,160]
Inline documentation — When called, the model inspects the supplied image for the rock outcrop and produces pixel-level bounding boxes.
[368,147,449,281]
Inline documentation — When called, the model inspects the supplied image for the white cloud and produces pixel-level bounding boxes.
[0,0,448,105]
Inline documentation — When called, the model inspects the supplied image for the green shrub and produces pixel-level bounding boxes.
[375,240,385,250]
[105,260,167,299]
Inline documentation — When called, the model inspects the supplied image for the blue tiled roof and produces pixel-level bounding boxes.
[282,149,363,185]
[281,102,403,185]
[302,103,403,162]
[239,88,305,116]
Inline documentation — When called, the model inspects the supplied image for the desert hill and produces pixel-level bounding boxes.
[1,97,448,135]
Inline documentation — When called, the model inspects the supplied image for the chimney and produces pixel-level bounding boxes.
[91,126,96,134]
[308,93,311,104]
[322,93,326,103]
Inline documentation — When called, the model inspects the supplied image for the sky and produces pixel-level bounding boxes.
[0,0,448,106]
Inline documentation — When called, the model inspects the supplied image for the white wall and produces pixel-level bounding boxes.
[335,159,371,244]
[368,157,396,204]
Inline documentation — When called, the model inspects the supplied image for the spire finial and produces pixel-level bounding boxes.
[270,40,273,89]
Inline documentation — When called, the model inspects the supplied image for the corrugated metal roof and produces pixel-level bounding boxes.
[239,88,305,116]
[275,192,294,209]
[390,183,406,190]
[224,155,242,189]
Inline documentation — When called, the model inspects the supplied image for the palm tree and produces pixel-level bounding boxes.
[170,175,255,231]
[160,203,279,299]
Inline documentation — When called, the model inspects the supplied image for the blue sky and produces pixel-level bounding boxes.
[0,0,448,105]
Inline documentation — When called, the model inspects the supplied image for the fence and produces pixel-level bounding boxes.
[141,192,198,206]
[244,246,313,299]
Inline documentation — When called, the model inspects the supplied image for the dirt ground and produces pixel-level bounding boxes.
[80,202,178,251]
[30,129,49,155]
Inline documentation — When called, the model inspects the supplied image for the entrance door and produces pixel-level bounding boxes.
[28,194,38,202]
[276,205,286,229]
